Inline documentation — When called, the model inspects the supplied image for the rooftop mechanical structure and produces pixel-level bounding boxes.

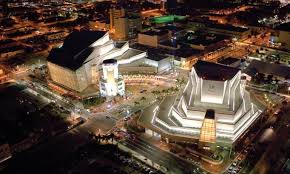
[139,61,263,148]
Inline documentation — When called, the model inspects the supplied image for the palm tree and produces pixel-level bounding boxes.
[109,133,114,143]
[97,134,101,143]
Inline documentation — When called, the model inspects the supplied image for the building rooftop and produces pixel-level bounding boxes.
[47,30,106,70]
[194,60,240,81]
[276,22,290,32]
[62,30,106,55]
[150,15,187,24]
[157,25,184,32]
[244,60,290,79]
[141,30,168,36]
[174,47,201,59]
[207,23,249,33]
[218,57,240,66]
[147,52,168,61]
[181,33,229,46]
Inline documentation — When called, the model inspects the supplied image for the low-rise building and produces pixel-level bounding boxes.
[188,20,251,40]
[275,22,290,51]
[138,30,168,47]
[44,31,68,41]
[244,60,290,81]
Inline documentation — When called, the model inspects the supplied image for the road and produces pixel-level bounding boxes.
[122,137,201,174]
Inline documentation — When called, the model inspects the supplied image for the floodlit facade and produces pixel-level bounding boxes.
[99,59,125,97]
[47,30,146,92]
[139,61,263,148]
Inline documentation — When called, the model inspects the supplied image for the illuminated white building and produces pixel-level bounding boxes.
[47,30,146,92]
[139,61,263,147]
[99,59,125,97]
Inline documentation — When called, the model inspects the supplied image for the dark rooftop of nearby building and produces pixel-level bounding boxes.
[244,60,290,79]
[218,57,240,66]
[174,47,201,59]
[157,25,184,32]
[207,23,249,33]
[276,22,290,32]
[47,30,106,70]
[181,33,229,46]
[141,30,168,36]
[194,60,240,81]
[159,40,179,48]
[147,51,168,61]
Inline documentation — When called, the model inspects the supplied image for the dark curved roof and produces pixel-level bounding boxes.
[47,30,106,70]
[103,59,117,64]
[194,60,240,81]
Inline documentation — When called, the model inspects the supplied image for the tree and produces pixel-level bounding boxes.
[140,96,146,102]
[109,133,114,143]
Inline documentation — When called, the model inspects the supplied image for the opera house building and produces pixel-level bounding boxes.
[47,30,146,92]
[139,61,263,148]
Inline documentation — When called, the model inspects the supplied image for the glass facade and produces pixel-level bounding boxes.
[199,118,216,143]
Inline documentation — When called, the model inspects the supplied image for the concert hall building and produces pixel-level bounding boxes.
[139,60,263,148]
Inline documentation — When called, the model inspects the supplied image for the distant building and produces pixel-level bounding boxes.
[188,21,251,40]
[0,45,25,60]
[244,60,290,81]
[139,61,263,149]
[114,17,129,40]
[208,24,251,40]
[138,30,169,47]
[275,22,290,51]
[47,30,146,92]
[178,31,231,51]
[109,7,142,40]
[44,31,68,41]
[99,59,125,97]
[109,7,126,31]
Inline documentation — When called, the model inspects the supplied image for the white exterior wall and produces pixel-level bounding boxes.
[148,64,263,145]
[47,62,80,91]
[118,52,147,65]
[91,33,110,47]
